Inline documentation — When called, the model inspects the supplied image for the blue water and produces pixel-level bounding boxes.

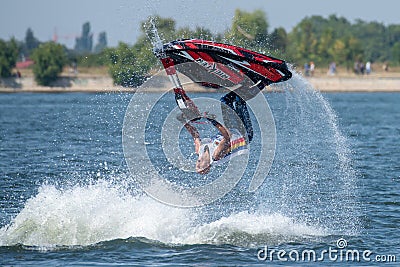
[0,80,399,265]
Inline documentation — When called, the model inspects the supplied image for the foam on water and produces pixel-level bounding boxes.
[182,211,325,247]
[0,178,323,248]
[0,180,190,247]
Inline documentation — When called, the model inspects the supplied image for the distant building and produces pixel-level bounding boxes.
[16,59,34,69]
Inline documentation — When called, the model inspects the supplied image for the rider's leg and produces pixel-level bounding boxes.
[220,91,253,142]
[235,96,253,142]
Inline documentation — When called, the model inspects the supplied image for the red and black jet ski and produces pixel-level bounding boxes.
[154,39,292,119]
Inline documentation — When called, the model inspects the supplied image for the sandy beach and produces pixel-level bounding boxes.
[1,70,400,93]
[306,76,400,92]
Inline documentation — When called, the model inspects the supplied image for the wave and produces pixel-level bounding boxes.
[0,180,324,249]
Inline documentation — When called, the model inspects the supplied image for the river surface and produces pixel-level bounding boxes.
[0,85,399,265]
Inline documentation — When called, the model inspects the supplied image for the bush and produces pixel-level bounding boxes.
[76,52,107,68]
[105,42,154,87]
[31,42,67,86]
[392,42,400,64]
[0,38,18,78]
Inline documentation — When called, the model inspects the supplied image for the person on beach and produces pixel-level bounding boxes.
[366,61,371,75]
[328,62,336,75]
[310,61,315,76]
[304,62,310,76]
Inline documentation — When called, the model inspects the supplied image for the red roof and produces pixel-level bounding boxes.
[16,60,34,69]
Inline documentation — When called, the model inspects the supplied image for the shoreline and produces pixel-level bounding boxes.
[306,76,400,92]
[1,75,400,93]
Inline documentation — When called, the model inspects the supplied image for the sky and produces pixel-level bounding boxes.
[1,0,400,49]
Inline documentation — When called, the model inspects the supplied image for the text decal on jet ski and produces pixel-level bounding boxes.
[195,58,230,80]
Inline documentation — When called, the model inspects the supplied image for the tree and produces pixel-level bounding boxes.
[142,15,177,45]
[346,36,364,66]
[74,22,93,54]
[31,42,67,86]
[25,28,40,55]
[285,15,370,67]
[328,39,347,66]
[106,15,196,87]
[225,9,269,49]
[287,18,316,64]
[269,27,288,53]
[387,25,400,46]
[392,42,400,63]
[316,28,334,63]
[352,20,387,61]
[94,31,107,54]
[191,26,214,40]
[105,42,147,87]
[0,38,18,78]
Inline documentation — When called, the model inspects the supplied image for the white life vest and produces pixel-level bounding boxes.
[198,129,248,166]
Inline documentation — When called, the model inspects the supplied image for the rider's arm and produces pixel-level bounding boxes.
[178,113,201,154]
[183,122,201,154]
[206,118,231,161]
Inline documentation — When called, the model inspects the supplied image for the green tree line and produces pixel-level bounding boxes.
[0,22,108,85]
[104,11,400,86]
[2,10,400,86]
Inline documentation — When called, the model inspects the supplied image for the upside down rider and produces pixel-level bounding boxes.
[154,39,292,174]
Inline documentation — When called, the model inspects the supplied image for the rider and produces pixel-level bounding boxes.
[178,90,252,174]
[153,39,292,174]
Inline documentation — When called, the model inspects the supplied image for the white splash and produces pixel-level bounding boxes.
[0,179,324,248]
[145,17,164,57]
